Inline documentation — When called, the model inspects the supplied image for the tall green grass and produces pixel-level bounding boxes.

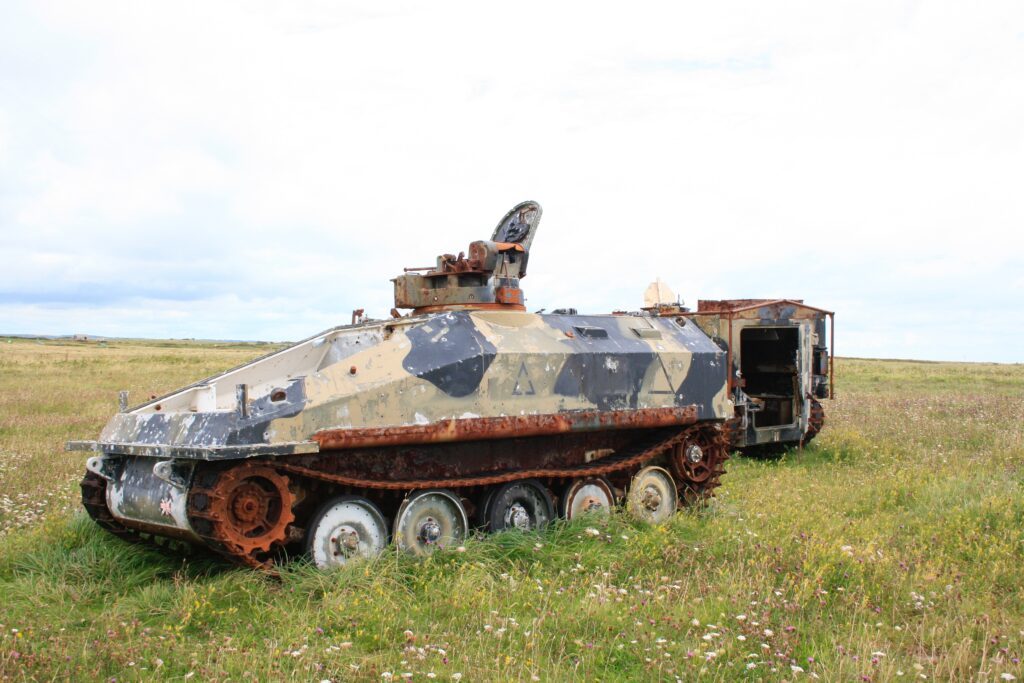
[1,340,1022,681]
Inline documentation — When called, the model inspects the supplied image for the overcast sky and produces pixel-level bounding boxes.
[1,1,1021,362]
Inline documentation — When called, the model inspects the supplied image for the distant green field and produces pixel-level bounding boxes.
[1,339,1022,682]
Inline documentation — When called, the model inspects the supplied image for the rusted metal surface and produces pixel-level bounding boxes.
[409,302,527,314]
[696,299,785,313]
[494,285,524,306]
[830,312,836,400]
[280,423,722,492]
[186,463,295,568]
[394,201,540,313]
[802,398,826,446]
[695,298,833,316]
[313,406,698,450]
[295,429,637,484]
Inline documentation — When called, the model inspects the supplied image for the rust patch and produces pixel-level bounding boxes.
[313,406,699,450]
[411,302,527,314]
[285,423,715,491]
[494,286,524,306]
[187,463,295,562]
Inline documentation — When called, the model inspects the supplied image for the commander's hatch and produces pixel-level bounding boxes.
[491,201,542,276]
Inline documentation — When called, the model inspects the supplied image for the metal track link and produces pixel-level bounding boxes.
[275,424,722,493]
[800,398,826,447]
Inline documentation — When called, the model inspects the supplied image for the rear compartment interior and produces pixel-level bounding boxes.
[740,327,799,428]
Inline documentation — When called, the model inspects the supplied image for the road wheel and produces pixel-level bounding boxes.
[562,477,614,520]
[394,489,468,556]
[486,480,554,532]
[626,466,678,524]
[305,496,388,569]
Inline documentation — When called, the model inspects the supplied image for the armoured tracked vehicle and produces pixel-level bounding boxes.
[69,201,832,569]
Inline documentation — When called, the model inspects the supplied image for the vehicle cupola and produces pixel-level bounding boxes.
[392,201,542,314]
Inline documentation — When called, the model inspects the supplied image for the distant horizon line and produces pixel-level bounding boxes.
[2,333,1020,366]
[0,332,286,344]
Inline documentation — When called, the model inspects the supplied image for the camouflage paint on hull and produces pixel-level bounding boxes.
[86,310,730,458]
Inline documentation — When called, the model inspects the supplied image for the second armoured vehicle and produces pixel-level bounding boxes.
[69,201,832,569]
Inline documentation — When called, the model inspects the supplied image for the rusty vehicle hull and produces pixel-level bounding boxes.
[69,201,830,569]
[70,308,734,568]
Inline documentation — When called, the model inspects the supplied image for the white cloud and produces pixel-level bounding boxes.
[0,0,1021,361]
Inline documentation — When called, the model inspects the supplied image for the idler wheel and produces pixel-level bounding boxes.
[305,496,388,569]
[562,477,615,520]
[204,465,295,555]
[394,489,468,556]
[626,466,678,524]
[485,480,554,532]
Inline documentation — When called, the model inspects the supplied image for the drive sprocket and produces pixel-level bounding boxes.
[668,426,729,504]
[187,463,295,568]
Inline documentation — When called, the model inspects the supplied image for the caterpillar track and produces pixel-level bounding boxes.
[803,398,826,445]
[81,424,728,569]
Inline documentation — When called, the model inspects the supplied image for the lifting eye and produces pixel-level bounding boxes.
[270,390,287,402]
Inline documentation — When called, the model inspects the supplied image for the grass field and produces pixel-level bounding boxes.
[0,338,1022,682]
